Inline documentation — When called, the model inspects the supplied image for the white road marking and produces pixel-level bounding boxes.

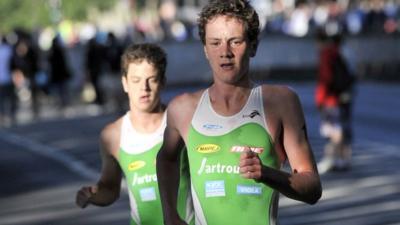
[0,130,99,180]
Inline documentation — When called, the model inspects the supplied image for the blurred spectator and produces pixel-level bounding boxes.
[262,0,399,37]
[364,0,387,33]
[85,37,105,105]
[105,32,123,76]
[159,0,177,41]
[311,0,347,37]
[315,30,356,174]
[10,34,40,118]
[382,0,399,34]
[285,0,312,37]
[48,35,71,109]
[0,36,18,127]
[345,2,366,35]
[104,32,126,113]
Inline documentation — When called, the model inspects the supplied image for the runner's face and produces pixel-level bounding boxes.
[122,60,162,112]
[203,15,254,84]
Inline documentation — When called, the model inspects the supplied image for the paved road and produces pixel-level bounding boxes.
[1,81,399,225]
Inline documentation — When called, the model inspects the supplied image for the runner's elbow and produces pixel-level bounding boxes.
[305,183,322,205]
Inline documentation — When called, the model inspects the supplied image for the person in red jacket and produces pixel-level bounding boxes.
[315,30,354,174]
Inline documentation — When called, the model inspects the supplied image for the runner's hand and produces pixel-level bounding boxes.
[76,186,98,208]
[239,147,262,180]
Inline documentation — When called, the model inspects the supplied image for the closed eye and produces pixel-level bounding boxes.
[131,78,140,83]
[230,39,244,47]
[210,42,220,47]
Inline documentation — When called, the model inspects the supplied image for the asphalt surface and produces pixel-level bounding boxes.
[1,81,399,225]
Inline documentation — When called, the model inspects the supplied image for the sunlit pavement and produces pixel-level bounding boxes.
[0,81,399,225]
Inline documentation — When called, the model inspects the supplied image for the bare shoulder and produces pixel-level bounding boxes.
[100,117,123,156]
[167,89,204,133]
[261,84,301,109]
[260,84,304,124]
[167,89,204,117]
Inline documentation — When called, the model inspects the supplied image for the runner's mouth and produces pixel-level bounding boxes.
[140,95,151,101]
[220,63,234,70]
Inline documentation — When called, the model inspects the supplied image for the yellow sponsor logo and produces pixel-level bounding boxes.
[196,144,220,153]
[128,161,146,171]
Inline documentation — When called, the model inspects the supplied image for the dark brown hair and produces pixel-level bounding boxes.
[121,43,167,84]
[198,0,260,48]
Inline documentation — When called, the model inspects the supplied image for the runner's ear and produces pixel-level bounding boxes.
[203,45,209,59]
[122,76,128,93]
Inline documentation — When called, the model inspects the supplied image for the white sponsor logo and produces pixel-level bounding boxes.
[140,187,157,201]
[197,158,240,175]
[205,180,225,197]
[132,173,157,186]
[230,146,264,154]
[237,185,262,195]
[203,124,223,130]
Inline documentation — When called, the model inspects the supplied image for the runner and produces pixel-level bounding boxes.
[76,43,193,225]
[156,1,322,225]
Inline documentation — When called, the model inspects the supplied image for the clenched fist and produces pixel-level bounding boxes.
[76,186,98,208]
[239,148,263,180]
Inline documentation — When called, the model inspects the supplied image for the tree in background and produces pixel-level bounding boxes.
[0,0,117,33]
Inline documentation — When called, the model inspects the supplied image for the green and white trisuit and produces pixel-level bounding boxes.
[187,85,281,225]
[118,112,194,225]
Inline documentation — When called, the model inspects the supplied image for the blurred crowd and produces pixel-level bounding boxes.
[1,0,399,127]
[123,0,400,43]
[145,0,400,41]
[0,29,129,127]
[262,0,400,37]
[126,0,400,42]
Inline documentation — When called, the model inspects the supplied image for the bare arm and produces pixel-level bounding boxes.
[240,87,322,204]
[156,125,186,224]
[156,94,197,225]
[76,122,123,208]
